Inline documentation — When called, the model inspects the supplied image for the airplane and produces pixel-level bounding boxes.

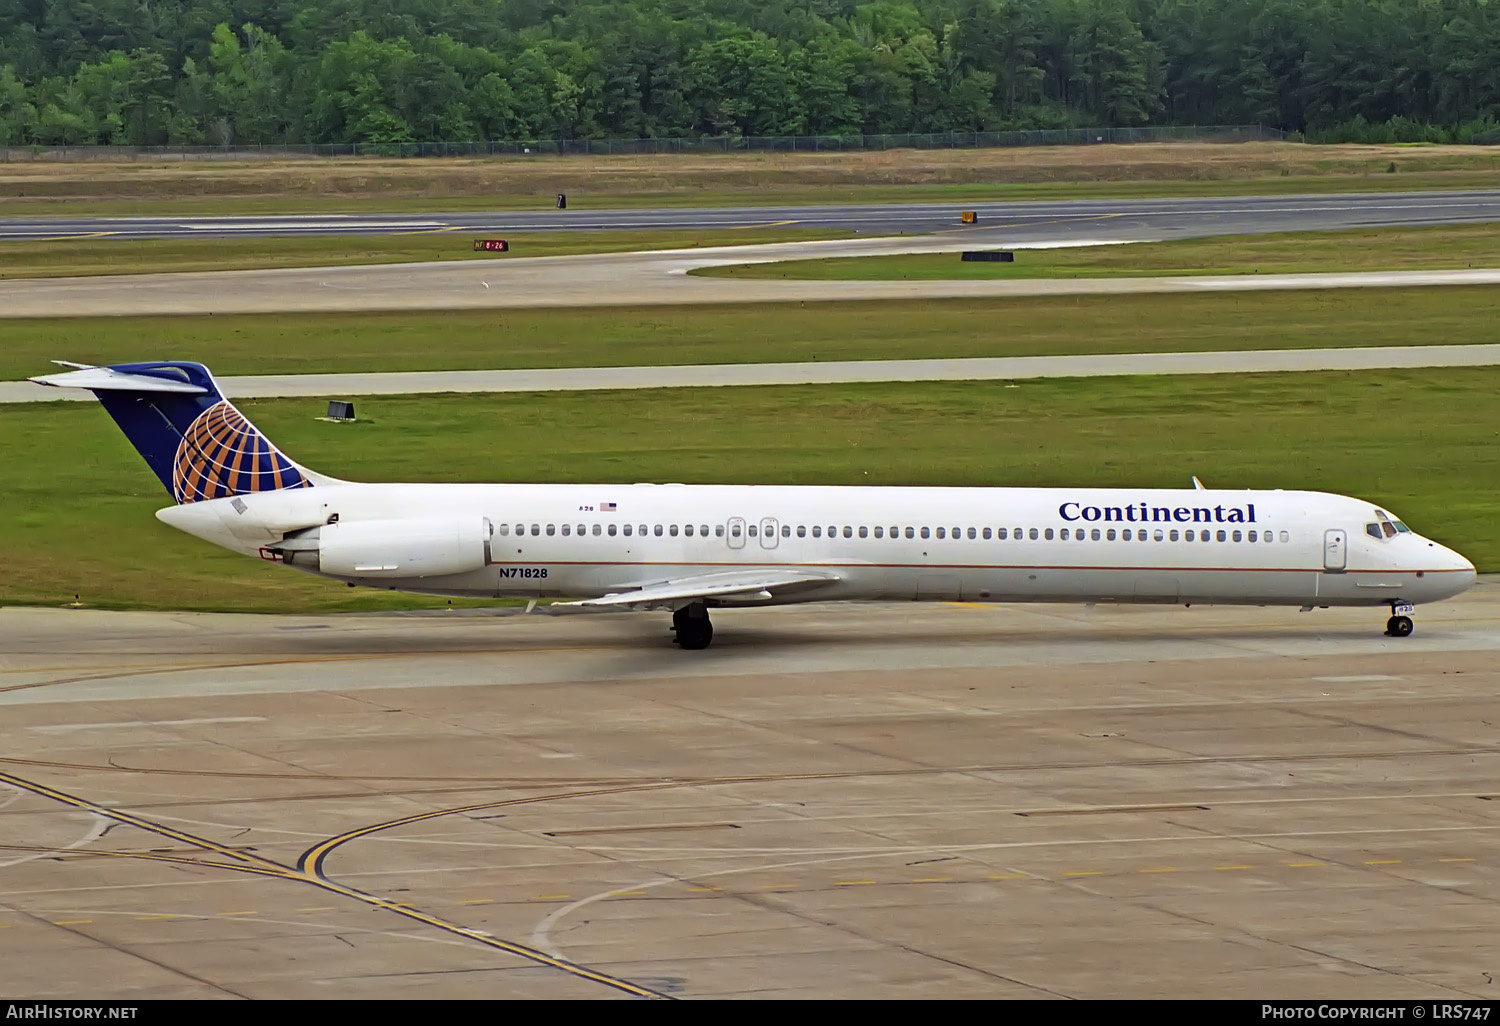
[32,360,1476,650]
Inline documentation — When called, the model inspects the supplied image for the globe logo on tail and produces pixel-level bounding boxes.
[172,401,311,504]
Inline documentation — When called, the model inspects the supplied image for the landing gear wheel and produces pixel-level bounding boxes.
[672,603,714,650]
[1385,615,1414,638]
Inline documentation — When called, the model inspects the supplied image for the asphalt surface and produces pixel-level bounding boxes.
[8,343,1500,404]
[7,237,1500,319]
[4,189,1500,241]
[3,592,1497,998]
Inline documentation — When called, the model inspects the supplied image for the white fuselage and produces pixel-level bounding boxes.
[159,483,1477,610]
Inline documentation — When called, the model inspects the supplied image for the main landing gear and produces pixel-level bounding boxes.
[672,602,714,650]
[1385,601,1415,638]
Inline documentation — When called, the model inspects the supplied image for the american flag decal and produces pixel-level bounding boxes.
[601,501,617,511]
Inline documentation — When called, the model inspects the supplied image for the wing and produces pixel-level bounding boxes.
[557,568,840,610]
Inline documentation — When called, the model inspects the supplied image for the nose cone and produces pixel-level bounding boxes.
[1429,542,1477,598]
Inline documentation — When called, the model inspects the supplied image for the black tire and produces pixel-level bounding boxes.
[676,620,713,650]
[1390,615,1414,638]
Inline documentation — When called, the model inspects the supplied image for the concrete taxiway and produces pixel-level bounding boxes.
[5,238,1500,319]
[2,589,1498,998]
[7,343,1500,404]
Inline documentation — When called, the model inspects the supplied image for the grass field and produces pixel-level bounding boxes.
[3,287,1497,382]
[3,143,1499,217]
[0,227,853,279]
[2,368,1494,612]
[697,223,1500,280]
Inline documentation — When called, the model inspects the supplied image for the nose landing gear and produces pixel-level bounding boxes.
[672,602,714,650]
[1384,601,1415,638]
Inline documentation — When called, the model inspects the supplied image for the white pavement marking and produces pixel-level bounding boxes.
[6,344,1500,404]
[0,813,110,870]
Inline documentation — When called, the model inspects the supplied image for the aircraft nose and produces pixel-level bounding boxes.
[1431,542,1477,591]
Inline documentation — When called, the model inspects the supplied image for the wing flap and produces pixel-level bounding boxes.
[559,568,839,609]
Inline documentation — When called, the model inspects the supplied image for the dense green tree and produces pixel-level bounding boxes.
[3,0,1500,146]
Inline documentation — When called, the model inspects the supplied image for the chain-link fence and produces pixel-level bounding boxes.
[0,124,1285,162]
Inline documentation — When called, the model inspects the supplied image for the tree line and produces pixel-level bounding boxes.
[0,0,1497,148]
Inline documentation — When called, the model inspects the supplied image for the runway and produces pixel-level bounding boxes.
[1,591,1497,998]
[4,190,1500,240]
[7,343,1500,404]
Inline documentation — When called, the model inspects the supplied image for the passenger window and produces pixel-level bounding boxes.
[1044,528,1054,540]
[1201,532,1211,543]
[498,524,510,536]
[951,527,960,538]
[715,525,724,537]
[545,524,554,536]
[982,527,991,540]
[1060,528,1069,540]
[654,524,664,537]
[1106,529,1116,541]
[607,524,616,536]
[1121,529,1131,541]
[623,524,633,536]
[531,524,541,536]
[701,525,709,537]
[561,524,571,536]
[889,526,899,538]
[997,528,1007,540]
[828,526,836,537]
[797,525,807,538]
[936,527,946,539]
[1169,529,1179,541]
[1232,530,1241,542]
[843,526,853,538]
[669,525,679,537]
[1279,531,1290,542]
[1029,528,1039,540]
[921,527,931,539]
[813,526,822,538]
[638,524,647,536]
[684,524,694,537]
[1216,529,1227,542]
[967,527,976,540]
[1090,528,1100,541]
[874,527,884,539]
[858,526,868,538]
[1184,529,1195,541]
[1247,530,1257,542]
[1154,529,1163,541]
[905,527,915,539]
[748,524,757,537]
[782,525,790,538]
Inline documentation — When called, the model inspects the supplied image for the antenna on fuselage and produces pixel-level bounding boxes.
[1191,476,1206,490]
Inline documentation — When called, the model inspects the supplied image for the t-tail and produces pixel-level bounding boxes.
[30,361,327,503]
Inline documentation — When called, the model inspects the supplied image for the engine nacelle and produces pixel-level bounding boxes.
[280,517,493,578]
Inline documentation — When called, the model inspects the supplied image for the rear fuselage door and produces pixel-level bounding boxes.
[1323,528,1347,572]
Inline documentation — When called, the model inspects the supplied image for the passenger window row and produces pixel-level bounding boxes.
[495,522,1293,544]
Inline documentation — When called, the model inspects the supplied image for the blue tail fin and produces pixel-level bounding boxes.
[31,361,314,504]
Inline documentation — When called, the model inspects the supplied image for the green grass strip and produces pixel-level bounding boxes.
[697,223,1500,280]
[4,287,1498,382]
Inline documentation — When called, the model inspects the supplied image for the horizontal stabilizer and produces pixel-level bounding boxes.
[30,365,208,395]
[558,568,839,609]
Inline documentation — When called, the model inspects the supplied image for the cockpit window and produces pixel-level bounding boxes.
[1392,520,1411,533]
[1365,523,1383,540]
[1381,522,1396,538]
